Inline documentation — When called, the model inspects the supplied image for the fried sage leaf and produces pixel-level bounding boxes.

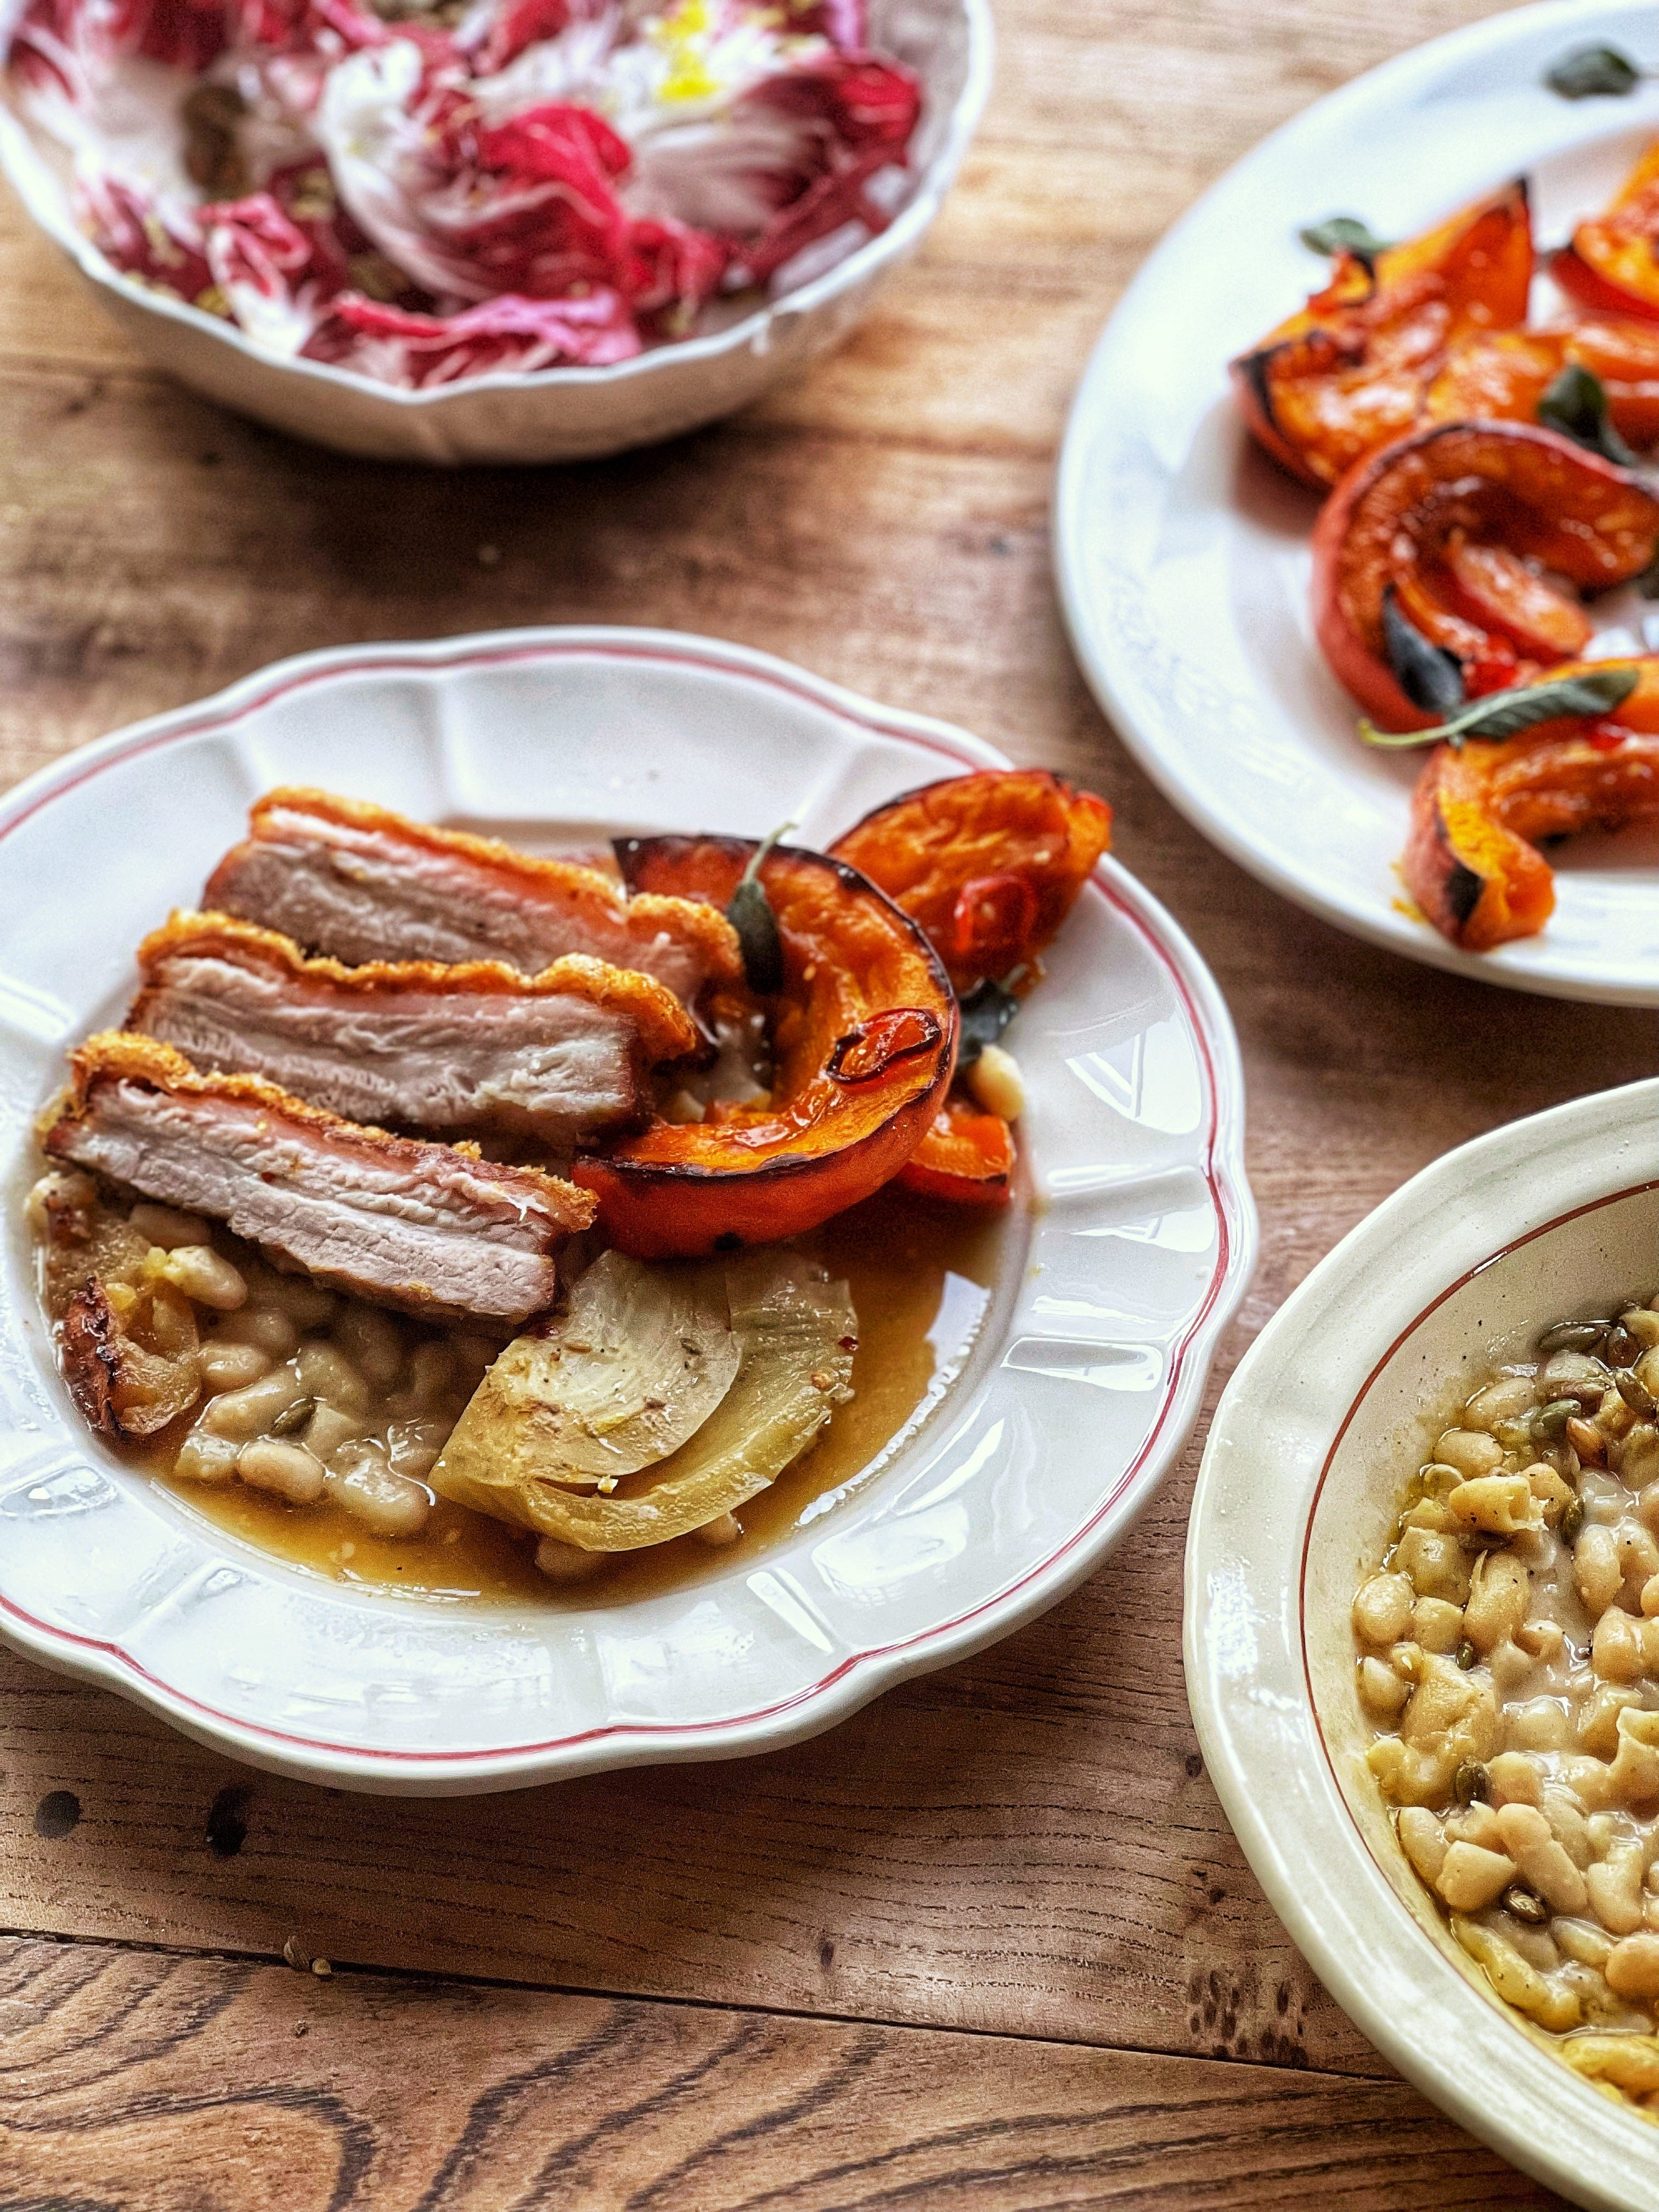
[957,977,1020,1070]
[1298,215,1393,265]
[1545,43,1640,98]
[1359,665,1640,749]
[725,821,795,995]
[1382,586,1464,718]
[1537,363,1638,465]
[430,1250,739,1522]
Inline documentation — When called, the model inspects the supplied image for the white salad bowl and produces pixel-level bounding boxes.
[0,625,1252,1792]
[1186,1078,1659,2211]
[0,0,990,463]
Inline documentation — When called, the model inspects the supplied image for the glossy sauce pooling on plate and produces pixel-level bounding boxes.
[1354,1300,1659,2111]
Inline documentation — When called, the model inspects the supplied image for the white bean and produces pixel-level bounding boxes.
[238,1437,325,1505]
[174,1430,240,1482]
[967,1042,1024,1122]
[1353,1571,1414,1646]
[303,1403,364,1460]
[332,1305,403,1390]
[403,1342,454,1410]
[201,1369,307,1440]
[386,1418,449,1482]
[197,1341,269,1392]
[534,1536,605,1583]
[323,1440,429,1537]
[213,1306,299,1359]
[1465,1374,1538,1431]
[1435,1428,1505,1479]
[158,1245,247,1311]
[1606,1931,1659,2001]
[128,1201,211,1249]
[296,1342,369,1414]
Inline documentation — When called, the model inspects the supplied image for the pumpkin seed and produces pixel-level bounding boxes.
[1456,1639,1477,1671]
[1454,1758,1490,1806]
[1537,1319,1610,1355]
[1532,1398,1579,1440]
[1503,1886,1549,1926]
[1493,1416,1535,1452]
[1618,1370,1658,1420]
[1605,1325,1640,1369]
[269,1396,316,1438]
[1562,1497,1585,1545]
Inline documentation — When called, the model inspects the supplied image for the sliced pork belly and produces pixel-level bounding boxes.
[44,1034,591,1324]
[204,789,742,1005]
[129,913,698,1149]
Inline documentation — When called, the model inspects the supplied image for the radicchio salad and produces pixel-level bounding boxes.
[4,0,923,387]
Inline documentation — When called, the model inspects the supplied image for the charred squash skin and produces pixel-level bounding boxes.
[1403,657,1659,950]
[1555,142,1659,325]
[897,1098,1015,1207]
[828,769,1111,991]
[578,836,956,1257]
[1229,181,1534,489]
[1311,420,1659,729]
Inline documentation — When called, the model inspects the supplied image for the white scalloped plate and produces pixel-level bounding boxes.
[1186,1079,1659,2210]
[1055,0,1659,1006]
[0,627,1254,1793]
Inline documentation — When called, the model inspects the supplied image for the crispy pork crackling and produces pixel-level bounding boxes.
[44,1034,591,1323]
[131,912,698,1148]
[204,789,742,1003]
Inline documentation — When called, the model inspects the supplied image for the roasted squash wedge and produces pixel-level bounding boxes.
[1423,319,1659,450]
[897,1098,1015,1207]
[1311,420,1659,729]
[1230,181,1534,488]
[828,769,1111,990]
[576,836,956,1257]
[1555,141,1659,325]
[1402,656,1659,950]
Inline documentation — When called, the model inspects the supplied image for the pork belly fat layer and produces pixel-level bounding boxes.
[46,1048,589,1323]
[205,791,738,1002]
[136,950,655,1146]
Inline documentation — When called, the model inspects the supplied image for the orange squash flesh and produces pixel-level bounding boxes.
[1310,420,1659,729]
[1555,142,1659,325]
[1402,657,1659,950]
[898,1098,1015,1207]
[1229,181,1534,488]
[1423,319,1659,449]
[577,836,956,1257]
[828,770,1111,991]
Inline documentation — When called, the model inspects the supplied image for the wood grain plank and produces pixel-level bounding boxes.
[0,1931,1568,2210]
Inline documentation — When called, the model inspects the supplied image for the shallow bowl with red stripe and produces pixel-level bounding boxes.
[1186,1079,1659,2210]
[0,627,1252,1791]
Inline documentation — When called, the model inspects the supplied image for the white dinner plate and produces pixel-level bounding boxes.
[1186,1078,1659,2209]
[0,627,1254,1793]
[1054,0,1659,1006]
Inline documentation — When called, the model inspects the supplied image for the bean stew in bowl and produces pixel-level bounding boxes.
[1187,1080,1659,2210]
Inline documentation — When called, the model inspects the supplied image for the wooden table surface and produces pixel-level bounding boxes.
[0,0,1652,2203]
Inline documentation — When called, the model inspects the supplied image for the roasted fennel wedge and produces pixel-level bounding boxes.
[432,1252,856,1550]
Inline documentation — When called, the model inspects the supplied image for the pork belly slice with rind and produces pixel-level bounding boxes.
[129,912,699,1149]
[204,788,742,1005]
[43,1035,591,1324]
